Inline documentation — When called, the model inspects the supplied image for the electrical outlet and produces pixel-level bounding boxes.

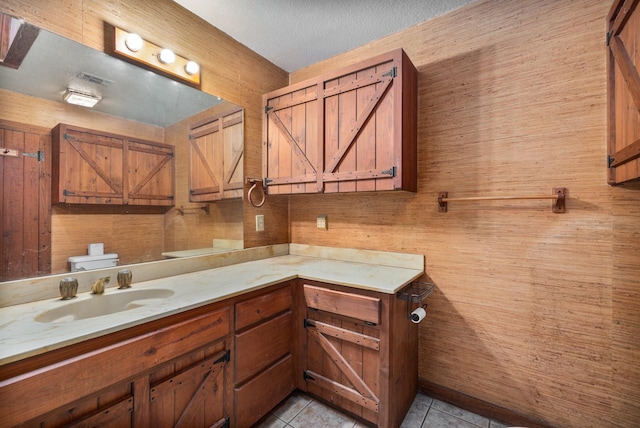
[316,214,328,230]
[255,214,265,232]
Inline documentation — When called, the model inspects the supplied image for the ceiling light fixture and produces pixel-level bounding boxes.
[63,89,101,108]
[111,26,201,87]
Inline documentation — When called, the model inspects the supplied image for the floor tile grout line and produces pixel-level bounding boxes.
[278,395,315,426]
[425,402,490,428]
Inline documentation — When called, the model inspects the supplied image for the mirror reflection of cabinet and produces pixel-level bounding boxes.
[52,124,175,206]
[188,105,244,202]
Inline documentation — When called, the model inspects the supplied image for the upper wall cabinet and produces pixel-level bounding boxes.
[52,124,175,206]
[607,0,640,184]
[188,105,244,202]
[263,48,418,194]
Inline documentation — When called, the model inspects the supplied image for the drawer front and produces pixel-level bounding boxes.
[303,284,381,325]
[234,355,293,428]
[235,284,292,330]
[235,311,292,383]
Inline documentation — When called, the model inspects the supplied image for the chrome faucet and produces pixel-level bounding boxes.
[91,276,111,294]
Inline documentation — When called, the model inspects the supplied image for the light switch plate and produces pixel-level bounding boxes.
[255,214,265,232]
[316,214,328,230]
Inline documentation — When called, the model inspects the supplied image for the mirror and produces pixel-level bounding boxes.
[0,16,244,282]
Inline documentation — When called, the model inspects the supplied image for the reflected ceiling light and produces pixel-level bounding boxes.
[184,61,199,75]
[111,26,201,87]
[63,89,101,108]
[124,33,143,52]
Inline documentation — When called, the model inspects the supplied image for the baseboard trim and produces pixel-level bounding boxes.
[418,379,556,428]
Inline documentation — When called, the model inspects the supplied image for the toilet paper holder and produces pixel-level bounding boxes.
[397,281,434,323]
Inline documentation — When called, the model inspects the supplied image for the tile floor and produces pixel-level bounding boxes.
[253,391,512,428]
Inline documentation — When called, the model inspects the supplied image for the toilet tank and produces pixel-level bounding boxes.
[69,254,119,272]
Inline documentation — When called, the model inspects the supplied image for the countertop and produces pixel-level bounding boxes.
[0,244,424,366]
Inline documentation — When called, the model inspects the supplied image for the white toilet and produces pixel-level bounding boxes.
[68,253,119,272]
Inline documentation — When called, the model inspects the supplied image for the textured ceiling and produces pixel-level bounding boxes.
[172,0,476,72]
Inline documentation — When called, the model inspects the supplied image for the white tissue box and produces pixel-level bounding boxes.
[88,243,104,256]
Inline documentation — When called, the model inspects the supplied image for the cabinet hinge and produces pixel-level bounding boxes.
[304,318,315,329]
[606,31,612,47]
[265,105,274,113]
[214,349,231,365]
[22,150,45,162]
[63,133,76,141]
[303,370,316,381]
[63,189,76,196]
[364,321,377,327]
[608,154,615,168]
[382,66,397,78]
[264,177,273,185]
[382,166,397,177]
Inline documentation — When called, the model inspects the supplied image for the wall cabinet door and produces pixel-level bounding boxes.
[189,106,244,202]
[263,48,417,194]
[607,0,640,184]
[126,138,175,206]
[52,124,174,206]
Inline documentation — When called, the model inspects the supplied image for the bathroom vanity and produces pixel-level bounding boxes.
[0,244,424,428]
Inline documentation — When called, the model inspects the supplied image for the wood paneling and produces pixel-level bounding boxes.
[288,0,633,427]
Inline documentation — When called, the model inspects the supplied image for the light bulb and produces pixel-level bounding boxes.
[124,33,143,52]
[185,61,199,75]
[158,49,176,64]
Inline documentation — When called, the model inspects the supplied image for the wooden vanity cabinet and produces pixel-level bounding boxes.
[233,283,295,428]
[0,305,231,428]
[52,124,175,206]
[299,280,418,428]
[607,0,640,184]
[262,48,417,194]
[188,105,244,202]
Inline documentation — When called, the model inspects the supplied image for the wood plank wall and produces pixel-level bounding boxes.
[288,0,639,427]
[0,0,289,273]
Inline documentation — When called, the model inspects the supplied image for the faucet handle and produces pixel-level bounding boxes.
[59,277,78,300]
[117,270,133,289]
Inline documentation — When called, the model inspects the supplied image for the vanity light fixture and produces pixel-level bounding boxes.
[63,89,101,108]
[185,61,199,75]
[158,48,176,64]
[124,33,143,52]
[111,26,201,87]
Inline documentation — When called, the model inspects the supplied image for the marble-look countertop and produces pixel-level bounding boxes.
[0,244,423,366]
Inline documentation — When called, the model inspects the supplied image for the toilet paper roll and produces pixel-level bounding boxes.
[410,307,427,324]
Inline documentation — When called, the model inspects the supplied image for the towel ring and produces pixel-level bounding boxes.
[247,178,266,208]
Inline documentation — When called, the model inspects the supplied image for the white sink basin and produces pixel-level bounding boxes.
[35,288,175,323]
